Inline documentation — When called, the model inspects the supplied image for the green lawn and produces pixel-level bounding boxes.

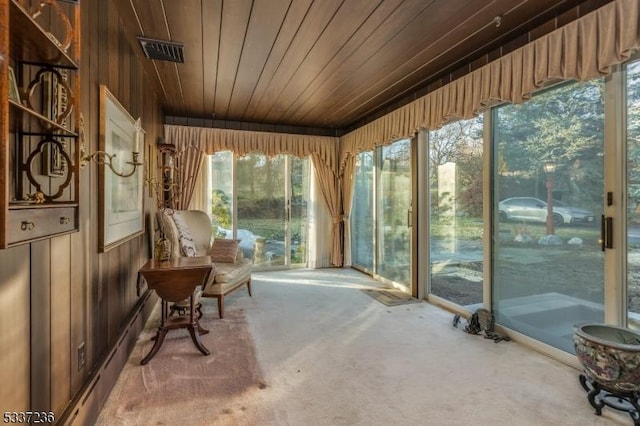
[429,217,483,240]
[429,216,600,244]
[236,218,306,242]
[236,215,599,247]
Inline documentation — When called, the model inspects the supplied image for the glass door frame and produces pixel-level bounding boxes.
[287,156,311,268]
[226,153,309,271]
[350,137,417,295]
[350,151,377,276]
[481,70,629,364]
[416,131,428,300]
[604,63,625,326]
[284,156,292,268]
[371,138,415,293]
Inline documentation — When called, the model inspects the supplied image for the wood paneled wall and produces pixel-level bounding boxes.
[0,0,162,420]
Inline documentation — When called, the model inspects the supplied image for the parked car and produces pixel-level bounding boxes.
[498,197,595,226]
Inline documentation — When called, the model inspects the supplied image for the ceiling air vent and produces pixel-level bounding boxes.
[137,37,184,63]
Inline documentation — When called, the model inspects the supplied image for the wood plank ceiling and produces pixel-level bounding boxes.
[115,0,594,131]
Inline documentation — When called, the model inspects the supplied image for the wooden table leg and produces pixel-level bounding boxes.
[140,327,169,365]
[186,295,210,354]
[189,295,208,335]
[187,324,210,355]
[196,321,209,335]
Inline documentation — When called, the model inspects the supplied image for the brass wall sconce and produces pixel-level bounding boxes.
[79,113,144,178]
[146,139,179,209]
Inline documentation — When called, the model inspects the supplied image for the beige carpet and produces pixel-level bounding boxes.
[97,268,629,425]
[95,304,273,425]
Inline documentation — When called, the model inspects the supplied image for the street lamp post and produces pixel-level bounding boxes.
[543,160,557,235]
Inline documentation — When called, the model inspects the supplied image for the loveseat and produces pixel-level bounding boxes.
[158,209,253,318]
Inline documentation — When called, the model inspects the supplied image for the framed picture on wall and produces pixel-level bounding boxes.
[99,85,145,252]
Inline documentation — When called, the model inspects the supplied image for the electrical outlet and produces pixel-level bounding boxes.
[78,342,86,371]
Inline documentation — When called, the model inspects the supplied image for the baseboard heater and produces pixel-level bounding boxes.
[58,292,158,425]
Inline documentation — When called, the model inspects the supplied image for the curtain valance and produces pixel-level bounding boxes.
[339,0,640,172]
[164,125,339,174]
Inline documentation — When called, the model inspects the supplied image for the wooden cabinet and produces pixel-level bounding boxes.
[0,0,80,248]
[8,205,75,244]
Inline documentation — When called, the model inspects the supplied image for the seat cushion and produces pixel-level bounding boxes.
[202,258,252,297]
[214,258,252,284]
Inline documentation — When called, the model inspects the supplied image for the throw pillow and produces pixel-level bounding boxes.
[172,212,197,257]
[209,238,239,263]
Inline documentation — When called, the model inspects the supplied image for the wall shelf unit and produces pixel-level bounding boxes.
[1,0,81,248]
[9,0,78,68]
[9,99,78,135]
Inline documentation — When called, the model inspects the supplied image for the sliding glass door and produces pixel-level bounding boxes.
[210,153,309,268]
[236,154,287,267]
[428,117,484,308]
[492,80,605,353]
[290,157,310,265]
[349,141,413,290]
[351,151,374,271]
[377,139,412,288]
[210,151,234,237]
